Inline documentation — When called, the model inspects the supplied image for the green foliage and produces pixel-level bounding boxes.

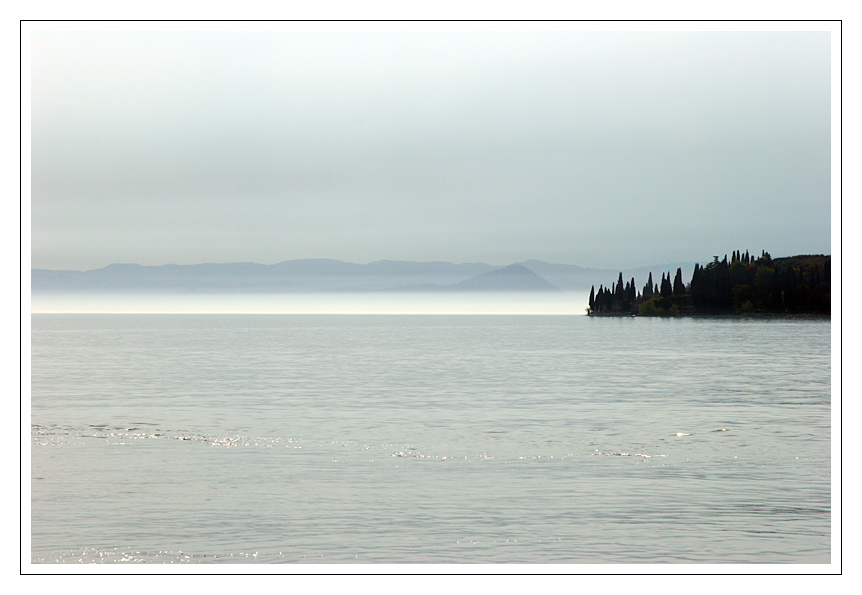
[732,284,754,310]
[728,260,751,287]
[638,299,661,316]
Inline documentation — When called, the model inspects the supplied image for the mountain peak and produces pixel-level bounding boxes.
[453,264,560,291]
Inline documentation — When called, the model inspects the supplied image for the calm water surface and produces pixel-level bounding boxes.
[30,314,831,564]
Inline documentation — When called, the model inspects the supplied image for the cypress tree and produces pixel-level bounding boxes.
[660,273,672,298]
[673,267,684,296]
[643,272,654,299]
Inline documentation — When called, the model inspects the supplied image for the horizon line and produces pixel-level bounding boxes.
[30,255,726,273]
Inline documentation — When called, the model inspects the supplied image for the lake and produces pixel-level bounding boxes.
[29,312,831,565]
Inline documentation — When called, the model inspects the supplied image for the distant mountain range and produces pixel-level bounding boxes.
[31,258,697,294]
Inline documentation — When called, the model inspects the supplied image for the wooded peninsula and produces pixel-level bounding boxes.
[588,251,830,316]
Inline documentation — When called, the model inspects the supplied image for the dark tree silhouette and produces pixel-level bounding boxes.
[673,268,684,296]
[587,250,830,316]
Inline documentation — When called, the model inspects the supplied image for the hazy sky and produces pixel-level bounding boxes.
[30,26,833,270]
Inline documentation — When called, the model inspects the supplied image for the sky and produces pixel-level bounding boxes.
[28,24,835,271]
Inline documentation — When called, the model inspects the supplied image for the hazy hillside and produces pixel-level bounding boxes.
[32,259,496,293]
[452,264,560,291]
[32,258,698,294]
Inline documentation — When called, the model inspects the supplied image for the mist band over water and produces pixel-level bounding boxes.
[30,291,591,315]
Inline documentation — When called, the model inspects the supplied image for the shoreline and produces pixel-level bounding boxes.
[587,312,831,319]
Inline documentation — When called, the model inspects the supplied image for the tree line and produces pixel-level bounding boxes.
[588,250,830,316]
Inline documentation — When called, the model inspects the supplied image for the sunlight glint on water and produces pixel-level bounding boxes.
[30,313,830,564]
